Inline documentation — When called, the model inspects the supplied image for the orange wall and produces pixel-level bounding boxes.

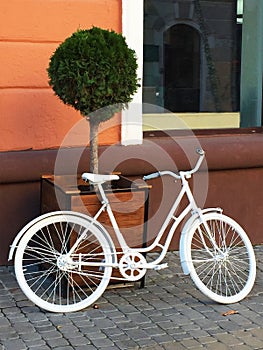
[0,0,122,151]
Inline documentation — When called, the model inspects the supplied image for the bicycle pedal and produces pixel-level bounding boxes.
[153,263,168,270]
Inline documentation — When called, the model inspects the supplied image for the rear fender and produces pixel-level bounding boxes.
[8,211,117,264]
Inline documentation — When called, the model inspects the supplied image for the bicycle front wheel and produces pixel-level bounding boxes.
[185,212,256,304]
[14,211,113,312]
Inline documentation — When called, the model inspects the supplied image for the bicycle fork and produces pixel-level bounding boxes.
[194,208,225,257]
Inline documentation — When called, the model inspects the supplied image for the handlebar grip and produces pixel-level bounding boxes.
[143,172,160,181]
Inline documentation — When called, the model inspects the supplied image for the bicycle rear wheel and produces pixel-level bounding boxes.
[14,211,113,312]
[185,212,256,304]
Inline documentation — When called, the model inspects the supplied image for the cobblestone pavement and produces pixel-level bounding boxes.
[0,246,262,350]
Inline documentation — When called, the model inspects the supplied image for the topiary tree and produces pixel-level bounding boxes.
[47,27,139,174]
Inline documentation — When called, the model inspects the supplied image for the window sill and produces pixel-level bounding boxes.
[143,112,240,131]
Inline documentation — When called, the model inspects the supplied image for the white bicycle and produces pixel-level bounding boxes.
[9,149,256,312]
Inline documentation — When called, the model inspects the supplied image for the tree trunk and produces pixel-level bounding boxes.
[89,120,99,174]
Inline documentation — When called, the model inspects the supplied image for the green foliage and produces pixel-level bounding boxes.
[47,27,139,123]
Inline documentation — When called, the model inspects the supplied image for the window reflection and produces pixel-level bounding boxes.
[143,0,242,128]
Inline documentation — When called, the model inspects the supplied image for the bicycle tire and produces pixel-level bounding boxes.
[14,211,113,312]
[185,212,256,304]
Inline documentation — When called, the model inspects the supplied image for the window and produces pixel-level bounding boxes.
[122,0,263,143]
[143,0,242,130]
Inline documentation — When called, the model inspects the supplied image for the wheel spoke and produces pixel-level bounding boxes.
[187,213,256,304]
[14,213,112,312]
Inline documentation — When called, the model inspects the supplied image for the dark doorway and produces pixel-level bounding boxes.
[164,24,200,112]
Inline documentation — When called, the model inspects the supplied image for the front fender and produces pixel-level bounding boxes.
[179,208,222,275]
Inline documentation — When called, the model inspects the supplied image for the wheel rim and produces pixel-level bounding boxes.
[189,215,256,303]
[15,214,112,312]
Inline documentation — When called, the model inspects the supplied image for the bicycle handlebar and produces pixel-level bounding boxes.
[143,148,205,181]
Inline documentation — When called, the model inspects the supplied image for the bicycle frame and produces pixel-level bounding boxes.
[66,174,197,271]
[67,149,223,271]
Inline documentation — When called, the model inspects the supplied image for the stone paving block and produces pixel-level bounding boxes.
[101,309,127,320]
[76,325,103,337]
[0,315,11,327]
[208,327,233,336]
[73,345,97,350]
[181,338,205,349]
[196,336,217,345]
[0,298,16,309]
[249,298,263,314]
[46,337,70,348]
[215,332,244,346]
[126,312,152,325]
[107,332,129,342]
[193,318,219,331]
[251,328,263,340]
[168,313,191,325]
[203,341,229,350]
[70,318,94,329]
[125,297,154,308]
[124,327,150,341]
[40,329,64,340]
[141,308,162,318]
[179,308,206,321]
[172,331,193,341]
[163,342,188,350]
[142,325,166,337]
[23,312,49,323]
[162,307,179,317]
[143,344,164,350]
[113,338,139,349]
[166,326,187,337]
[101,326,125,338]
[12,321,36,334]
[34,323,55,333]
[114,320,138,331]
[85,309,107,320]
[148,300,173,311]
[2,338,27,350]
[217,319,245,332]
[229,345,253,350]
[85,330,107,341]
[188,329,211,339]
[24,338,47,348]
[155,320,176,331]
[93,317,118,330]
[242,335,263,349]
[56,323,82,334]
[136,338,160,348]
[180,322,200,332]
[20,331,42,342]
[116,304,139,314]
[60,330,82,340]
[68,335,91,346]
[152,333,175,344]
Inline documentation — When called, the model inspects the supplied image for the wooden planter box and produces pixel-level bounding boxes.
[41,175,150,286]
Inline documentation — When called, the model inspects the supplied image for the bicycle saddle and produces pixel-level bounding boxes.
[82,173,120,184]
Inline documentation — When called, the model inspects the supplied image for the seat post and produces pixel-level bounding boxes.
[97,183,109,205]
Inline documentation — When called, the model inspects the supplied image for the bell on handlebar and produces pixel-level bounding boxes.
[196,148,205,156]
